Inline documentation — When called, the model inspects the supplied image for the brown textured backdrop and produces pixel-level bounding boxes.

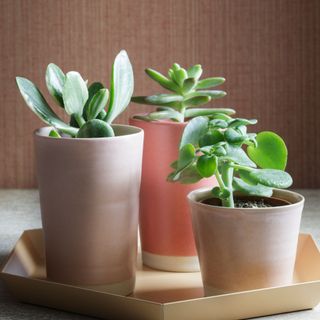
[0,0,319,188]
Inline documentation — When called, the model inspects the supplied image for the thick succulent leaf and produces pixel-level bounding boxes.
[210,119,228,128]
[228,118,257,128]
[145,68,179,92]
[196,77,225,89]
[186,90,226,100]
[199,130,225,147]
[76,119,115,138]
[132,94,183,107]
[196,155,217,178]
[247,131,288,170]
[233,177,273,197]
[182,78,197,94]
[105,50,134,124]
[49,129,61,138]
[180,116,209,149]
[222,145,257,167]
[183,95,211,108]
[246,169,293,189]
[177,143,196,170]
[224,128,247,145]
[187,65,202,80]
[185,108,235,118]
[16,77,78,136]
[62,71,88,116]
[174,68,188,87]
[83,82,104,119]
[168,163,202,184]
[86,88,109,120]
[134,110,183,122]
[45,63,65,107]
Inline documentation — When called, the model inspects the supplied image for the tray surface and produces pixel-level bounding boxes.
[1,229,320,320]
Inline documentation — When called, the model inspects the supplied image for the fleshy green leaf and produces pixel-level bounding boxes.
[187,65,202,80]
[49,129,61,138]
[62,71,88,116]
[45,63,65,108]
[183,95,211,108]
[222,145,257,167]
[196,155,217,178]
[177,144,196,170]
[228,118,257,128]
[145,68,179,92]
[199,130,225,147]
[83,82,104,119]
[145,110,184,122]
[105,50,134,124]
[174,68,188,87]
[86,88,109,120]
[233,177,273,197]
[76,119,115,138]
[196,77,225,89]
[168,163,202,184]
[131,94,183,106]
[224,128,246,145]
[16,77,78,136]
[180,116,209,148]
[247,131,288,170]
[182,78,197,94]
[246,169,293,189]
[185,90,226,100]
[185,108,235,118]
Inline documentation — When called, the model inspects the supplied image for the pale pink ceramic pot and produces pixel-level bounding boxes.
[188,188,304,296]
[34,125,143,295]
[129,117,216,272]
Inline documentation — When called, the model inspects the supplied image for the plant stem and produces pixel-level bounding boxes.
[214,168,226,190]
[74,114,86,128]
[221,164,234,208]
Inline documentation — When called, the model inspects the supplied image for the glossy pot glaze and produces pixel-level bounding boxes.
[130,117,215,272]
[34,125,143,295]
[188,188,304,295]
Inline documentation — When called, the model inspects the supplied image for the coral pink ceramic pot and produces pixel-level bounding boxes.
[129,117,215,272]
[188,188,304,296]
[34,125,143,295]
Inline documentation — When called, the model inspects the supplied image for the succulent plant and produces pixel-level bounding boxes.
[16,50,133,138]
[168,115,293,208]
[131,63,235,122]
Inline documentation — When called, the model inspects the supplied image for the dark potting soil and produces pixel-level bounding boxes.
[202,196,290,208]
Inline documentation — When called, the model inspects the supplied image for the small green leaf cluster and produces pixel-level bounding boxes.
[168,115,292,207]
[16,50,133,138]
[131,63,235,122]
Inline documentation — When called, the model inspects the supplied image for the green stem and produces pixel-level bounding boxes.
[214,168,226,190]
[221,164,234,208]
[74,114,86,128]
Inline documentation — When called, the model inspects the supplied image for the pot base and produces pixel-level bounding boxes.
[142,251,200,272]
[81,277,135,296]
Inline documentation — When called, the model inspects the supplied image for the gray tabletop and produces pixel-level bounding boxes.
[0,189,319,320]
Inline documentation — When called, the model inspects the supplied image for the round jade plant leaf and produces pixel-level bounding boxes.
[247,169,293,189]
[76,119,114,138]
[247,131,288,170]
[177,143,195,171]
[196,155,217,178]
[199,130,224,147]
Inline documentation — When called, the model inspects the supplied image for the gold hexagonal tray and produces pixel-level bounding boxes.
[1,229,320,320]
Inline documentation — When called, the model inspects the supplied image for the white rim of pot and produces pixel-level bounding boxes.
[187,187,305,212]
[34,124,143,141]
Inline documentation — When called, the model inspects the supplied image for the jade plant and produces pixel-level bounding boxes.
[131,63,235,122]
[16,50,133,138]
[168,115,293,207]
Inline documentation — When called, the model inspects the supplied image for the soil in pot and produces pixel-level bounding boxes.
[202,195,291,208]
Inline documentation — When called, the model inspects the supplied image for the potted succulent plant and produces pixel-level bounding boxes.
[168,115,304,295]
[130,63,235,272]
[16,50,143,296]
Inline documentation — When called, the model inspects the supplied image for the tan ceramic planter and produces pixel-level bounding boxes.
[188,188,304,296]
[34,125,144,295]
[129,117,216,272]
